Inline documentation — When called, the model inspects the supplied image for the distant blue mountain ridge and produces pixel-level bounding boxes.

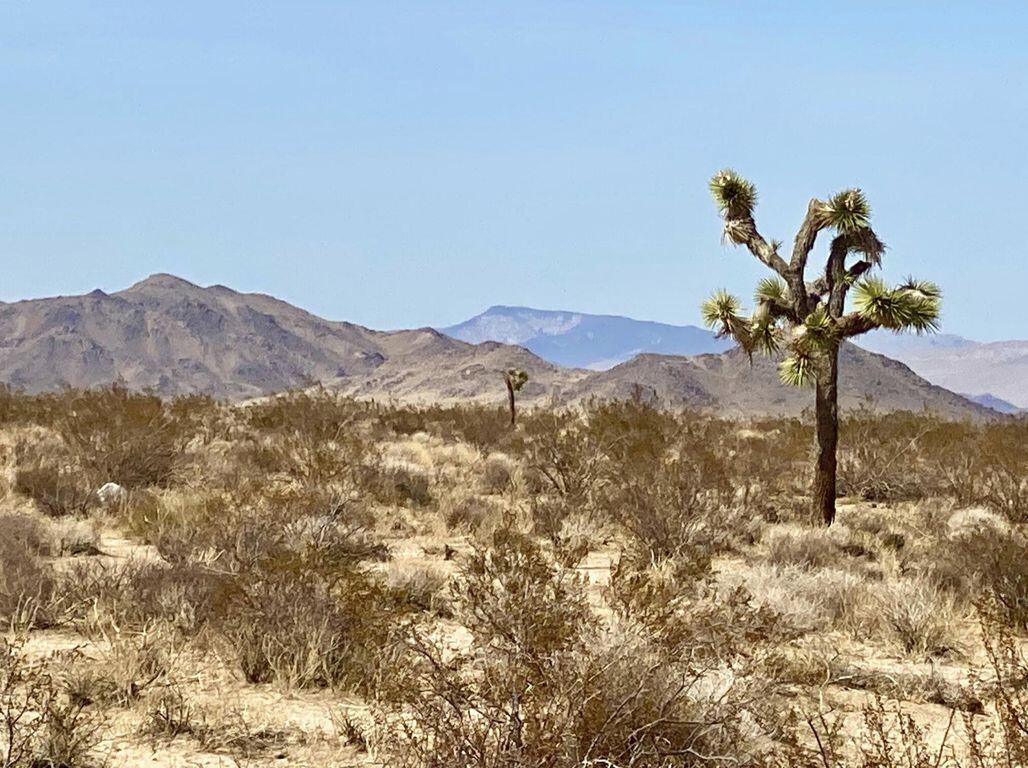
[440,305,733,370]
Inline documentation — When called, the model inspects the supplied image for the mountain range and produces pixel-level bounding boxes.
[443,306,1027,412]
[0,275,1003,421]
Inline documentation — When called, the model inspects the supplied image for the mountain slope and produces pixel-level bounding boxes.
[857,332,1028,409]
[0,275,565,401]
[572,344,997,420]
[441,305,732,369]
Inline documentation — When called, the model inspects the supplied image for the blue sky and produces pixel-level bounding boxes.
[1,2,1026,339]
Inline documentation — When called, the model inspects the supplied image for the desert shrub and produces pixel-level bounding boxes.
[244,428,374,489]
[242,394,429,506]
[0,641,106,768]
[784,613,1028,766]
[140,685,196,740]
[764,526,843,569]
[243,389,368,437]
[607,459,738,564]
[383,562,451,615]
[142,693,294,758]
[226,562,403,690]
[51,386,197,489]
[0,385,47,426]
[442,494,498,533]
[934,527,1028,630]
[369,463,433,507]
[376,526,772,767]
[784,695,957,768]
[584,398,676,465]
[729,417,813,500]
[121,485,386,572]
[13,460,97,518]
[962,612,1028,764]
[879,579,964,658]
[838,411,949,501]
[56,560,230,637]
[61,622,181,709]
[529,497,600,568]
[969,423,1028,522]
[381,402,516,451]
[0,515,95,563]
[0,533,59,631]
[145,488,403,689]
[70,480,403,690]
[521,409,607,505]
[727,564,876,636]
[476,453,515,494]
[837,413,1028,520]
[608,557,794,661]
[763,524,879,572]
[0,515,48,556]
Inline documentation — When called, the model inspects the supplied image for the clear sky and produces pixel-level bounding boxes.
[2,2,1026,339]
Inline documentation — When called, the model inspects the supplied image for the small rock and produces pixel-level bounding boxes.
[96,482,128,505]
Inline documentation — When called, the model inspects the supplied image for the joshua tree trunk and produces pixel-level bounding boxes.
[506,378,516,427]
[813,347,839,525]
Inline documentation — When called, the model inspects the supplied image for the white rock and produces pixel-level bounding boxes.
[96,482,128,505]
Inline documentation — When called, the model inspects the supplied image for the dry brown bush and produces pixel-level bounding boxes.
[49,386,204,489]
[375,526,775,767]
[0,531,59,631]
[879,578,965,659]
[380,402,517,451]
[933,527,1028,630]
[476,453,515,494]
[0,641,106,768]
[13,460,97,518]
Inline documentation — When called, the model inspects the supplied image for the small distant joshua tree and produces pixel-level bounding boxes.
[703,170,941,524]
[504,368,529,427]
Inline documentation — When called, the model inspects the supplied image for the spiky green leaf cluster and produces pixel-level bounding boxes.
[791,305,837,353]
[779,350,818,388]
[820,189,871,233]
[505,368,529,392]
[709,169,757,219]
[754,276,789,306]
[852,276,941,333]
[748,303,782,355]
[897,276,942,300]
[701,289,744,335]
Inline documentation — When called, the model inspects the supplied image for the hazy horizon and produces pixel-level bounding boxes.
[3,3,1028,340]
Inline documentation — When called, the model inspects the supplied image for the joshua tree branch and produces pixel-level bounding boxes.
[826,238,851,318]
[809,229,882,300]
[845,259,874,283]
[790,199,825,270]
[764,298,799,323]
[837,311,879,338]
[726,215,790,278]
[789,198,829,313]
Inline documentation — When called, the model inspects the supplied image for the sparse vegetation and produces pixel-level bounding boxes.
[0,385,1025,765]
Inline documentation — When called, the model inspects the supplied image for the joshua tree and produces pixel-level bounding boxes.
[504,368,529,427]
[702,170,940,525]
